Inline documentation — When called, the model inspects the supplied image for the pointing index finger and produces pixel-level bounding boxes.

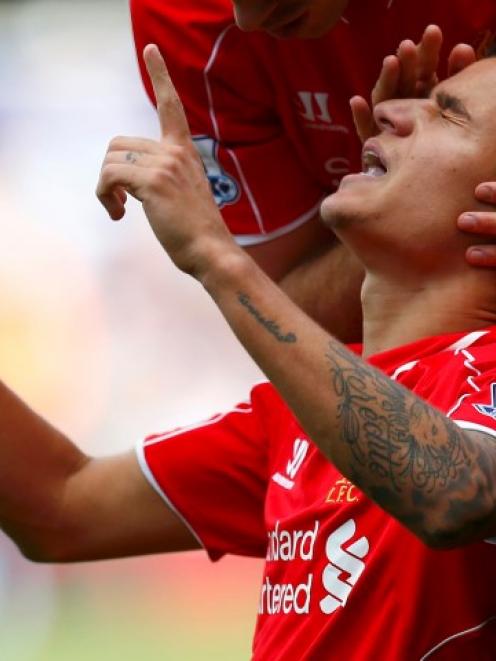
[143,44,191,143]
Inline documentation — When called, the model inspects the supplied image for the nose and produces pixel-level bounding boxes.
[373,99,416,137]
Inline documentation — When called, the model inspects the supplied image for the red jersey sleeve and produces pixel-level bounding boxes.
[136,385,273,561]
[130,0,324,245]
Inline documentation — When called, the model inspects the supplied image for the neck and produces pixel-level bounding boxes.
[361,268,496,357]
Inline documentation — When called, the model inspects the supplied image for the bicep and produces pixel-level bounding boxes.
[58,451,200,562]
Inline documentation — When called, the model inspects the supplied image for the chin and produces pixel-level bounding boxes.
[320,186,376,235]
[320,190,351,230]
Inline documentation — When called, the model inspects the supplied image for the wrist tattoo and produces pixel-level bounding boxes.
[237,292,297,343]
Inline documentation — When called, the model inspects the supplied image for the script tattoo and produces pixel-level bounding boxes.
[326,341,496,544]
[237,292,297,343]
[125,151,139,164]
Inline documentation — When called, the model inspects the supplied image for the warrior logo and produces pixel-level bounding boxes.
[193,135,240,208]
[296,92,348,134]
[272,438,310,490]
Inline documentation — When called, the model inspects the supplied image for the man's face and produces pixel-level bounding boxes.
[321,59,496,275]
[232,0,349,38]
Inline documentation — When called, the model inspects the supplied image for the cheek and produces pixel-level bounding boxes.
[378,153,486,250]
[388,153,467,210]
[407,154,482,215]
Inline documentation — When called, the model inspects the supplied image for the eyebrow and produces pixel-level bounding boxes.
[435,91,472,121]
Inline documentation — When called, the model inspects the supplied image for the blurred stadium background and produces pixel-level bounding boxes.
[0,0,264,658]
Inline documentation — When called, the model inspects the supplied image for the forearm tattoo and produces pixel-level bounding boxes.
[326,341,496,544]
[238,292,297,343]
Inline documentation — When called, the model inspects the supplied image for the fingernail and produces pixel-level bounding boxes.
[477,185,493,200]
[458,213,477,229]
[468,248,487,260]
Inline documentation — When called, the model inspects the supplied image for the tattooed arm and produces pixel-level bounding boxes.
[205,265,496,548]
[323,344,496,547]
[97,46,496,548]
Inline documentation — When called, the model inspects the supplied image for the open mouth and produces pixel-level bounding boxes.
[361,141,388,177]
[337,139,389,189]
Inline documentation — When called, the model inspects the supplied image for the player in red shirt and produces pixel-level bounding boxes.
[3,39,496,660]
[131,0,496,338]
[139,337,496,659]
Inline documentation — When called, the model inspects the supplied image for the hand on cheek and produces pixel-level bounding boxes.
[459,183,496,267]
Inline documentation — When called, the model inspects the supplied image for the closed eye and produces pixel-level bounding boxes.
[436,91,472,123]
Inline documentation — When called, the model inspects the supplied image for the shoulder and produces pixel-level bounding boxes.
[437,327,496,374]
[249,382,300,435]
[416,327,496,424]
[251,381,287,413]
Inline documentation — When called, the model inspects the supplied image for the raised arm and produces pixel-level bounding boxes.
[207,266,496,548]
[97,44,496,549]
[0,380,199,562]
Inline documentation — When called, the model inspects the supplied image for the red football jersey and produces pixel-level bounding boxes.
[130,0,496,245]
[137,327,496,659]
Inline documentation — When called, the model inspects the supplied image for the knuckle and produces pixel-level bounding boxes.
[100,164,117,185]
[159,156,176,173]
[158,96,175,114]
[161,147,189,173]
[149,168,167,191]
[168,143,188,159]
[103,152,115,167]
[100,162,113,176]
[108,136,127,151]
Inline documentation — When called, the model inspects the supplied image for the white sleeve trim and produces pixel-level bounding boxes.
[135,440,205,550]
[143,406,253,448]
[234,198,324,247]
[452,420,496,439]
